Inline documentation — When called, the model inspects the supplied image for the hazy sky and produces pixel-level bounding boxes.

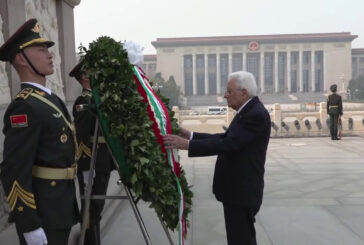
[74,0,364,54]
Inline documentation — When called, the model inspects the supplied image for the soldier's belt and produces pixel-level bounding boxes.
[90,136,106,143]
[32,164,77,180]
[329,105,339,108]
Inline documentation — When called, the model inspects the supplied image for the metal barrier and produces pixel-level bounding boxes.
[348,118,354,130]
[316,119,322,130]
[281,121,289,131]
[294,120,300,130]
[304,120,311,130]
[271,121,279,132]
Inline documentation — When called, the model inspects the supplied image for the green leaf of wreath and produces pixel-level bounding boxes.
[79,36,193,231]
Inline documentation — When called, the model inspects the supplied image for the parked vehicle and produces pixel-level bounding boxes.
[208,106,227,115]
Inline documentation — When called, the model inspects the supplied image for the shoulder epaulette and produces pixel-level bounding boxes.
[15,88,34,100]
[81,90,92,97]
[34,90,45,97]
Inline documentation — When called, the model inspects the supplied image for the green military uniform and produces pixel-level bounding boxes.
[327,84,343,140]
[71,74,114,244]
[0,18,79,245]
[1,84,79,243]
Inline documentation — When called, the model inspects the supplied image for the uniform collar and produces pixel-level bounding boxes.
[22,81,52,95]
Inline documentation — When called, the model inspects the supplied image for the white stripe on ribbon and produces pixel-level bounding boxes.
[133,67,185,245]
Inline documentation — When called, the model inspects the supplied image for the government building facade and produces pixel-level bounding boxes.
[149,33,360,99]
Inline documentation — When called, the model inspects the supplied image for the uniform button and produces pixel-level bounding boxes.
[60,133,68,143]
[83,155,86,158]
[50,181,57,187]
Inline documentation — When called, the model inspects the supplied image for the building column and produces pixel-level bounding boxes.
[274,50,279,93]
[298,50,303,92]
[243,52,247,71]
[192,54,197,95]
[204,54,209,95]
[216,53,221,94]
[56,0,81,102]
[357,57,360,79]
[3,0,26,98]
[311,51,315,92]
[180,54,185,94]
[260,52,265,93]
[228,51,233,74]
[287,51,291,92]
[323,51,327,91]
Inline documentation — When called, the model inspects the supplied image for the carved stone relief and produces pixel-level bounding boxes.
[0,16,11,104]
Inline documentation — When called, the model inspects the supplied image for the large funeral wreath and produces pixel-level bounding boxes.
[79,36,193,231]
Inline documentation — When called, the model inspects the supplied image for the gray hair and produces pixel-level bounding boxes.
[228,71,257,97]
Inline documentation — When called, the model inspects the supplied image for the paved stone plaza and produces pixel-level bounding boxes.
[1,136,364,244]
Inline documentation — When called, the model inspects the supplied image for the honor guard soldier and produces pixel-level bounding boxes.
[0,19,79,244]
[70,61,115,245]
[327,84,343,140]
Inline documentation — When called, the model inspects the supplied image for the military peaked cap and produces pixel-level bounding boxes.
[69,59,85,83]
[330,84,337,92]
[0,18,54,62]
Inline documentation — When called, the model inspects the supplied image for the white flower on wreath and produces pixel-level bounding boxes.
[123,40,144,66]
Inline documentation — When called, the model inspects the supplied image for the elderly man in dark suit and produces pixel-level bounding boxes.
[164,71,271,245]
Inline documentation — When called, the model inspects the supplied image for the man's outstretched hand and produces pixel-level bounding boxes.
[163,134,189,150]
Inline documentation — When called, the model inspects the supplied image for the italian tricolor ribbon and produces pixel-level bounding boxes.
[132,66,186,245]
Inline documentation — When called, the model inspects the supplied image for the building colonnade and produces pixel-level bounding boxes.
[182,49,325,96]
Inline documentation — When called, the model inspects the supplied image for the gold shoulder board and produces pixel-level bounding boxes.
[34,90,45,97]
[15,88,34,100]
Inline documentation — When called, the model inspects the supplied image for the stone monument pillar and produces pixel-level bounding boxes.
[172,106,180,125]
[272,103,282,135]
[319,102,328,132]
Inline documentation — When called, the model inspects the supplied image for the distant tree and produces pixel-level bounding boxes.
[348,75,364,100]
[149,73,183,107]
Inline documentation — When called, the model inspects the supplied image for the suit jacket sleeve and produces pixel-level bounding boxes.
[0,100,42,233]
[189,110,268,157]
[192,132,223,140]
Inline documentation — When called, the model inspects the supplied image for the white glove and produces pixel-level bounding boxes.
[83,170,95,186]
[23,227,47,245]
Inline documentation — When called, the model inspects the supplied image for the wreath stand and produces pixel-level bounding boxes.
[77,109,175,245]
